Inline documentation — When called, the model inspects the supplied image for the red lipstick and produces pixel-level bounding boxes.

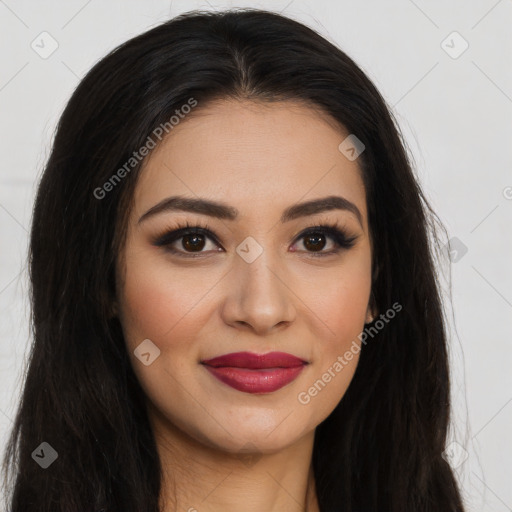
[201,351,308,394]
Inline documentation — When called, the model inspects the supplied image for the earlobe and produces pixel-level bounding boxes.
[365,291,378,324]
[366,261,381,324]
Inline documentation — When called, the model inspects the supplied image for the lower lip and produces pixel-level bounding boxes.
[203,365,306,394]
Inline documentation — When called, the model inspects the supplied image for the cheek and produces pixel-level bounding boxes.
[118,248,214,346]
[304,250,372,345]
[326,275,370,341]
[294,252,371,412]
[116,250,209,407]
[119,272,176,346]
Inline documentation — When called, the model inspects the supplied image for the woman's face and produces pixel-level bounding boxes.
[116,99,373,454]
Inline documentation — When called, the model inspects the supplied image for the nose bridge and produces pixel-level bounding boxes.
[222,238,295,332]
[239,247,281,296]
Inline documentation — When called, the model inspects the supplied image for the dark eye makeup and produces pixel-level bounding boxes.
[151,219,359,259]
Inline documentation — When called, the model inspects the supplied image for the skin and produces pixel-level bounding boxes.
[115,99,375,512]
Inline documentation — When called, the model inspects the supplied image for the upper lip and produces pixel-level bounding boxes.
[201,351,308,369]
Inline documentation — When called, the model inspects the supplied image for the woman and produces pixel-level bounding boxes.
[1,8,466,512]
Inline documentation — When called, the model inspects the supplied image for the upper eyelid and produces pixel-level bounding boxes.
[158,222,350,238]
[156,215,356,235]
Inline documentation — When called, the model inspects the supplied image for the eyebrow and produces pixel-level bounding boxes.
[137,195,363,227]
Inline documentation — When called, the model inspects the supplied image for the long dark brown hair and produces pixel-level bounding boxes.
[2,8,466,512]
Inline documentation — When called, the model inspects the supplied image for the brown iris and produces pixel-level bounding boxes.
[303,233,326,252]
[182,234,206,252]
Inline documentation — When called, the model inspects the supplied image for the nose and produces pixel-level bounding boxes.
[220,250,296,336]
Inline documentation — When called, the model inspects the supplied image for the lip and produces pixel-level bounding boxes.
[202,351,308,369]
[201,351,309,394]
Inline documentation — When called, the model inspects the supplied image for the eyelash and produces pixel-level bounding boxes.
[152,220,358,259]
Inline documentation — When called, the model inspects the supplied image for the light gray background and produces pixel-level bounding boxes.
[1,0,511,510]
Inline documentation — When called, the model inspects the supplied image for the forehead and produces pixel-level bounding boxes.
[132,99,367,224]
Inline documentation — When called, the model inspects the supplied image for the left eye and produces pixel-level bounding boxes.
[291,226,358,256]
[295,230,337,253]
[153,225,357,258]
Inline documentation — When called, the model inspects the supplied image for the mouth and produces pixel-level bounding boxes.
[200,351,309,394]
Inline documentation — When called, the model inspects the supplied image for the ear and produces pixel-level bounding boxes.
[365,305,376,325]
[365,260,381,324]
[365,289,378,325]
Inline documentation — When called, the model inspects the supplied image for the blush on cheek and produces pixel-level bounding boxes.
[316,283,370,343]
[120,260,216,352]
[120,271,181,346]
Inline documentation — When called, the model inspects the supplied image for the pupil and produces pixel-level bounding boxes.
[304,233,325,251]
[183,234,205,252]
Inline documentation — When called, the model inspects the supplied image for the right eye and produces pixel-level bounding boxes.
[152,223,223,258]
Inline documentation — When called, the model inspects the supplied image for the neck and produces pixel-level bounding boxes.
[149,403,320,512]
